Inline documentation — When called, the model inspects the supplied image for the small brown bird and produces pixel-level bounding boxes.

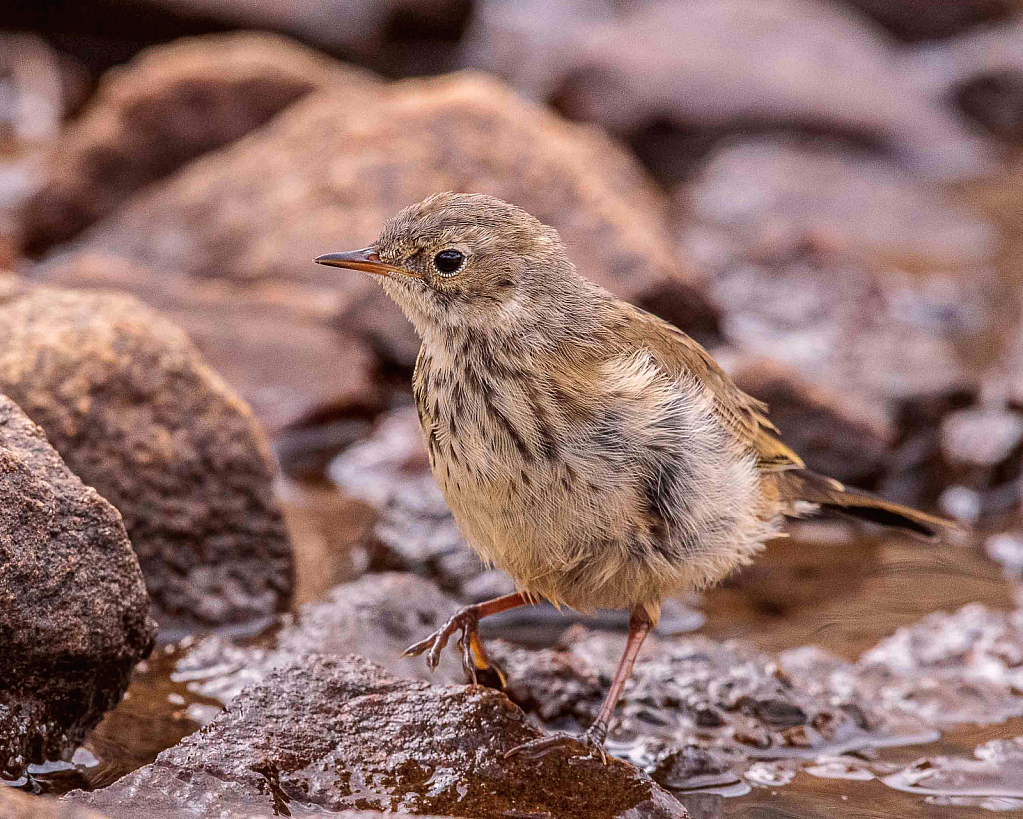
[316,192,954,759]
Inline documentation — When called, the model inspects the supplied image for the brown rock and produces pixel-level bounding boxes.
[0,274,292,632]
[34,71,716,398]
[467,0,994,180]
[0,394,155,777]
[176,573,467,706]
[71,654,688,818]
[18,32,380,254]
[487,629,933,789]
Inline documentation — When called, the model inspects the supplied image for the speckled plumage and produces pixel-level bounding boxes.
[316,191,954,758]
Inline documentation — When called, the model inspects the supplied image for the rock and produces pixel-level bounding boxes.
[486,629,934,789]
[17,32,380,254]
[0,275,292,633]
[176,573,466,706]
[0,394,155,777]
[0,787,108,819]
[71,654,689,818]
[853,603,1023,726]
[883,736,1023,801]
[467,0,994,180]
[34,71,716,401]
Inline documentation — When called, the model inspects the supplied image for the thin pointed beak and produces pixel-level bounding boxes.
[314,247,410,277]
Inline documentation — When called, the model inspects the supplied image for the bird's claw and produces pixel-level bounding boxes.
[504,724,610,764]
[402,605,488,683]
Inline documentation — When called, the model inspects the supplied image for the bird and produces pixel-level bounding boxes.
[315,191,956,760]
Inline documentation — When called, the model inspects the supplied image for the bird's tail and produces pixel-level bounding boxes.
[775,469,958,539]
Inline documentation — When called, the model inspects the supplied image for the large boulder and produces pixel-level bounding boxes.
[33,71,716,433]
[70,654,688,818]
[0,394,155,777]
[18,32,380,254]
[0,275,292,632]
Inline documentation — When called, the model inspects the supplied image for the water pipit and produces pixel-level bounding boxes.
[316,192,954,760]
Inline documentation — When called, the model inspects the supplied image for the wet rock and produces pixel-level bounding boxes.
[34,71,714,396]
[468,0,993,180]
[883,736,1023,799]
[854,603,1023,726]
[71,654,689,818]
[176,573,466,707]
[719,351,894,485]
[487,629,933,789]
[18,32,380,254]
[0,394,155,777]
[0,275,292,633]
[0,787,108,819]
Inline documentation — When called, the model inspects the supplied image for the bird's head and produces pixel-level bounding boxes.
[316,192,596,345]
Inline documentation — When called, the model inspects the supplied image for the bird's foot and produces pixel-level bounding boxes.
[402,604,497,684]
[504,723,610,764]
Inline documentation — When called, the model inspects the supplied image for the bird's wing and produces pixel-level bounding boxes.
[615,304,804,471]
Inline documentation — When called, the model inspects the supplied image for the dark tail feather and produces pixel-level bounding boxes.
[776,469,958,539]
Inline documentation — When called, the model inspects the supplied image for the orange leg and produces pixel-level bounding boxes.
[403,591,529,683]
[505,603,657,763]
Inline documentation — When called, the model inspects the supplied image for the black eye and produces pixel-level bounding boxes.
[433,249,465,276]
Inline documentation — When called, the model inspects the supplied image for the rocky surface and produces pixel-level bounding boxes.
[852,603,1023,726]
[18,32,380,254]
[175,572,466,706]
[487,628,935,791]
[884,736,1023,801]
[0,275,292,632]
[0,394,155,777]
[467,0,994,180]
[33,71,715,435]
[71,654,689,818]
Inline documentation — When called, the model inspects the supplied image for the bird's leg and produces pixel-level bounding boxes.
[505,603,657,763]
[403,591,529,683]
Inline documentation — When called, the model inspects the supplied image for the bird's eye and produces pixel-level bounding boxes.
[433,249,465,277]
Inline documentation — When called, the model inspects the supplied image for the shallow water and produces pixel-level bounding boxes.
[11,492,1023,818]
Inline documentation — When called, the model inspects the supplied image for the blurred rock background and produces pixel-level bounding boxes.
[3,1,1023,817]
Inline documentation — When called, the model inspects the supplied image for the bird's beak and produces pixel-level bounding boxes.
[313,247,412,278]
